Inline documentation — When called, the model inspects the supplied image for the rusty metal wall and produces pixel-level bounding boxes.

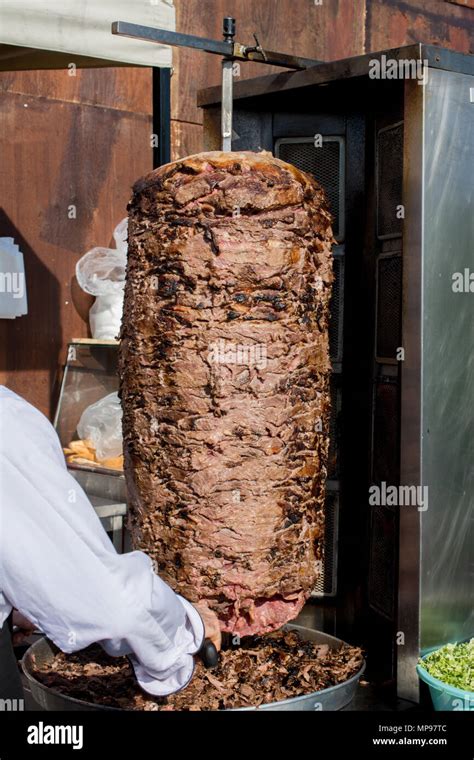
[171,0,473,159]
[367,0,473,53]
[0,67,153,417]
[171,0,366,158]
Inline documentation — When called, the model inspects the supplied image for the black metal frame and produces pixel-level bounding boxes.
[198,43,474,107]
[152,67,171,168]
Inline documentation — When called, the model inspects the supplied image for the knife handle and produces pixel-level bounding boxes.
[199,638,219,668]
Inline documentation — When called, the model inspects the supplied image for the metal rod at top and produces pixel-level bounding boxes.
[221,60,233,151]
[112,18,321,155]
[111,21,320,70]
[221,17,235,151]
[112,21,232,56]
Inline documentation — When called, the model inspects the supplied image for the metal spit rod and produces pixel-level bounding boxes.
[111,19,320,152]
[221,17,235,152]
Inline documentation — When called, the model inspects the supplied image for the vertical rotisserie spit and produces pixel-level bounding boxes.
[119,151,334,636]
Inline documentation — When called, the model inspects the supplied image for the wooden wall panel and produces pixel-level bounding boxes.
[0,67,152,418]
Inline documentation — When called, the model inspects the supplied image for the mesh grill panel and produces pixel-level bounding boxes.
[372,379,400,485]
[376,256,402,360]
[368,506,397,620]
[313,489,338,596]
[328,377,341,479]
[330,257,344,363]
[377,123,404,238]
[277,140,343,239]
[276,138,344,601]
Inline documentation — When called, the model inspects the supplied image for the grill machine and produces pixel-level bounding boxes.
[198,43,474,704]
[113,19,474,705]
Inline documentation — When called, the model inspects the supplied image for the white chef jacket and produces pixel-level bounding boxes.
[0,386,204,697]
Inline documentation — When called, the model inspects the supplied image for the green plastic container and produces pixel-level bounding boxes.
[417,656,474,711]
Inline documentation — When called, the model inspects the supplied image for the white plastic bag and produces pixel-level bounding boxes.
[76,246,126,297]
[77,392,123,461]
[113,217,128,255]
[75,218,128,339]
[89,293,124,341]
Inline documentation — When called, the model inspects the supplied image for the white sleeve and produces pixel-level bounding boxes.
[0,393,204,697]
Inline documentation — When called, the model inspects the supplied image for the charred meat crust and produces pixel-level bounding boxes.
[119,151,334,636]
[32,630,364,711]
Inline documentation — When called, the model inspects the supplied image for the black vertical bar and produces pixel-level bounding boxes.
[152,67,171,168]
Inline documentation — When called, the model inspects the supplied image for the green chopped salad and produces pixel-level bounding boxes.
[419,639,474,692]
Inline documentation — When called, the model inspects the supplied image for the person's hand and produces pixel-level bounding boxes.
[12,610,36,646]
[192,602,222,652]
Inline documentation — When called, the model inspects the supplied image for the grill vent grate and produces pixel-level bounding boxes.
[368,506,397,620]
[313,488,339,597]
[276,138,344,240]
[329,256,344,364]
[276,138,345,601]
[328,377,341,480]
[377,123,404,239]
[312,490,339,596]
[372,377,400,485]
[376,255,402,361]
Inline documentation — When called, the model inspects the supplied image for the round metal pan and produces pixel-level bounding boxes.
[22,624,365,712]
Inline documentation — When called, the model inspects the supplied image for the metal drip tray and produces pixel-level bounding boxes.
[22,624,365,712]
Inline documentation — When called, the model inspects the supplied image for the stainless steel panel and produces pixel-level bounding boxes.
[421,68,474,650]
[398,68,474,703]
[398,78,424,703]
[71,468,127,503]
